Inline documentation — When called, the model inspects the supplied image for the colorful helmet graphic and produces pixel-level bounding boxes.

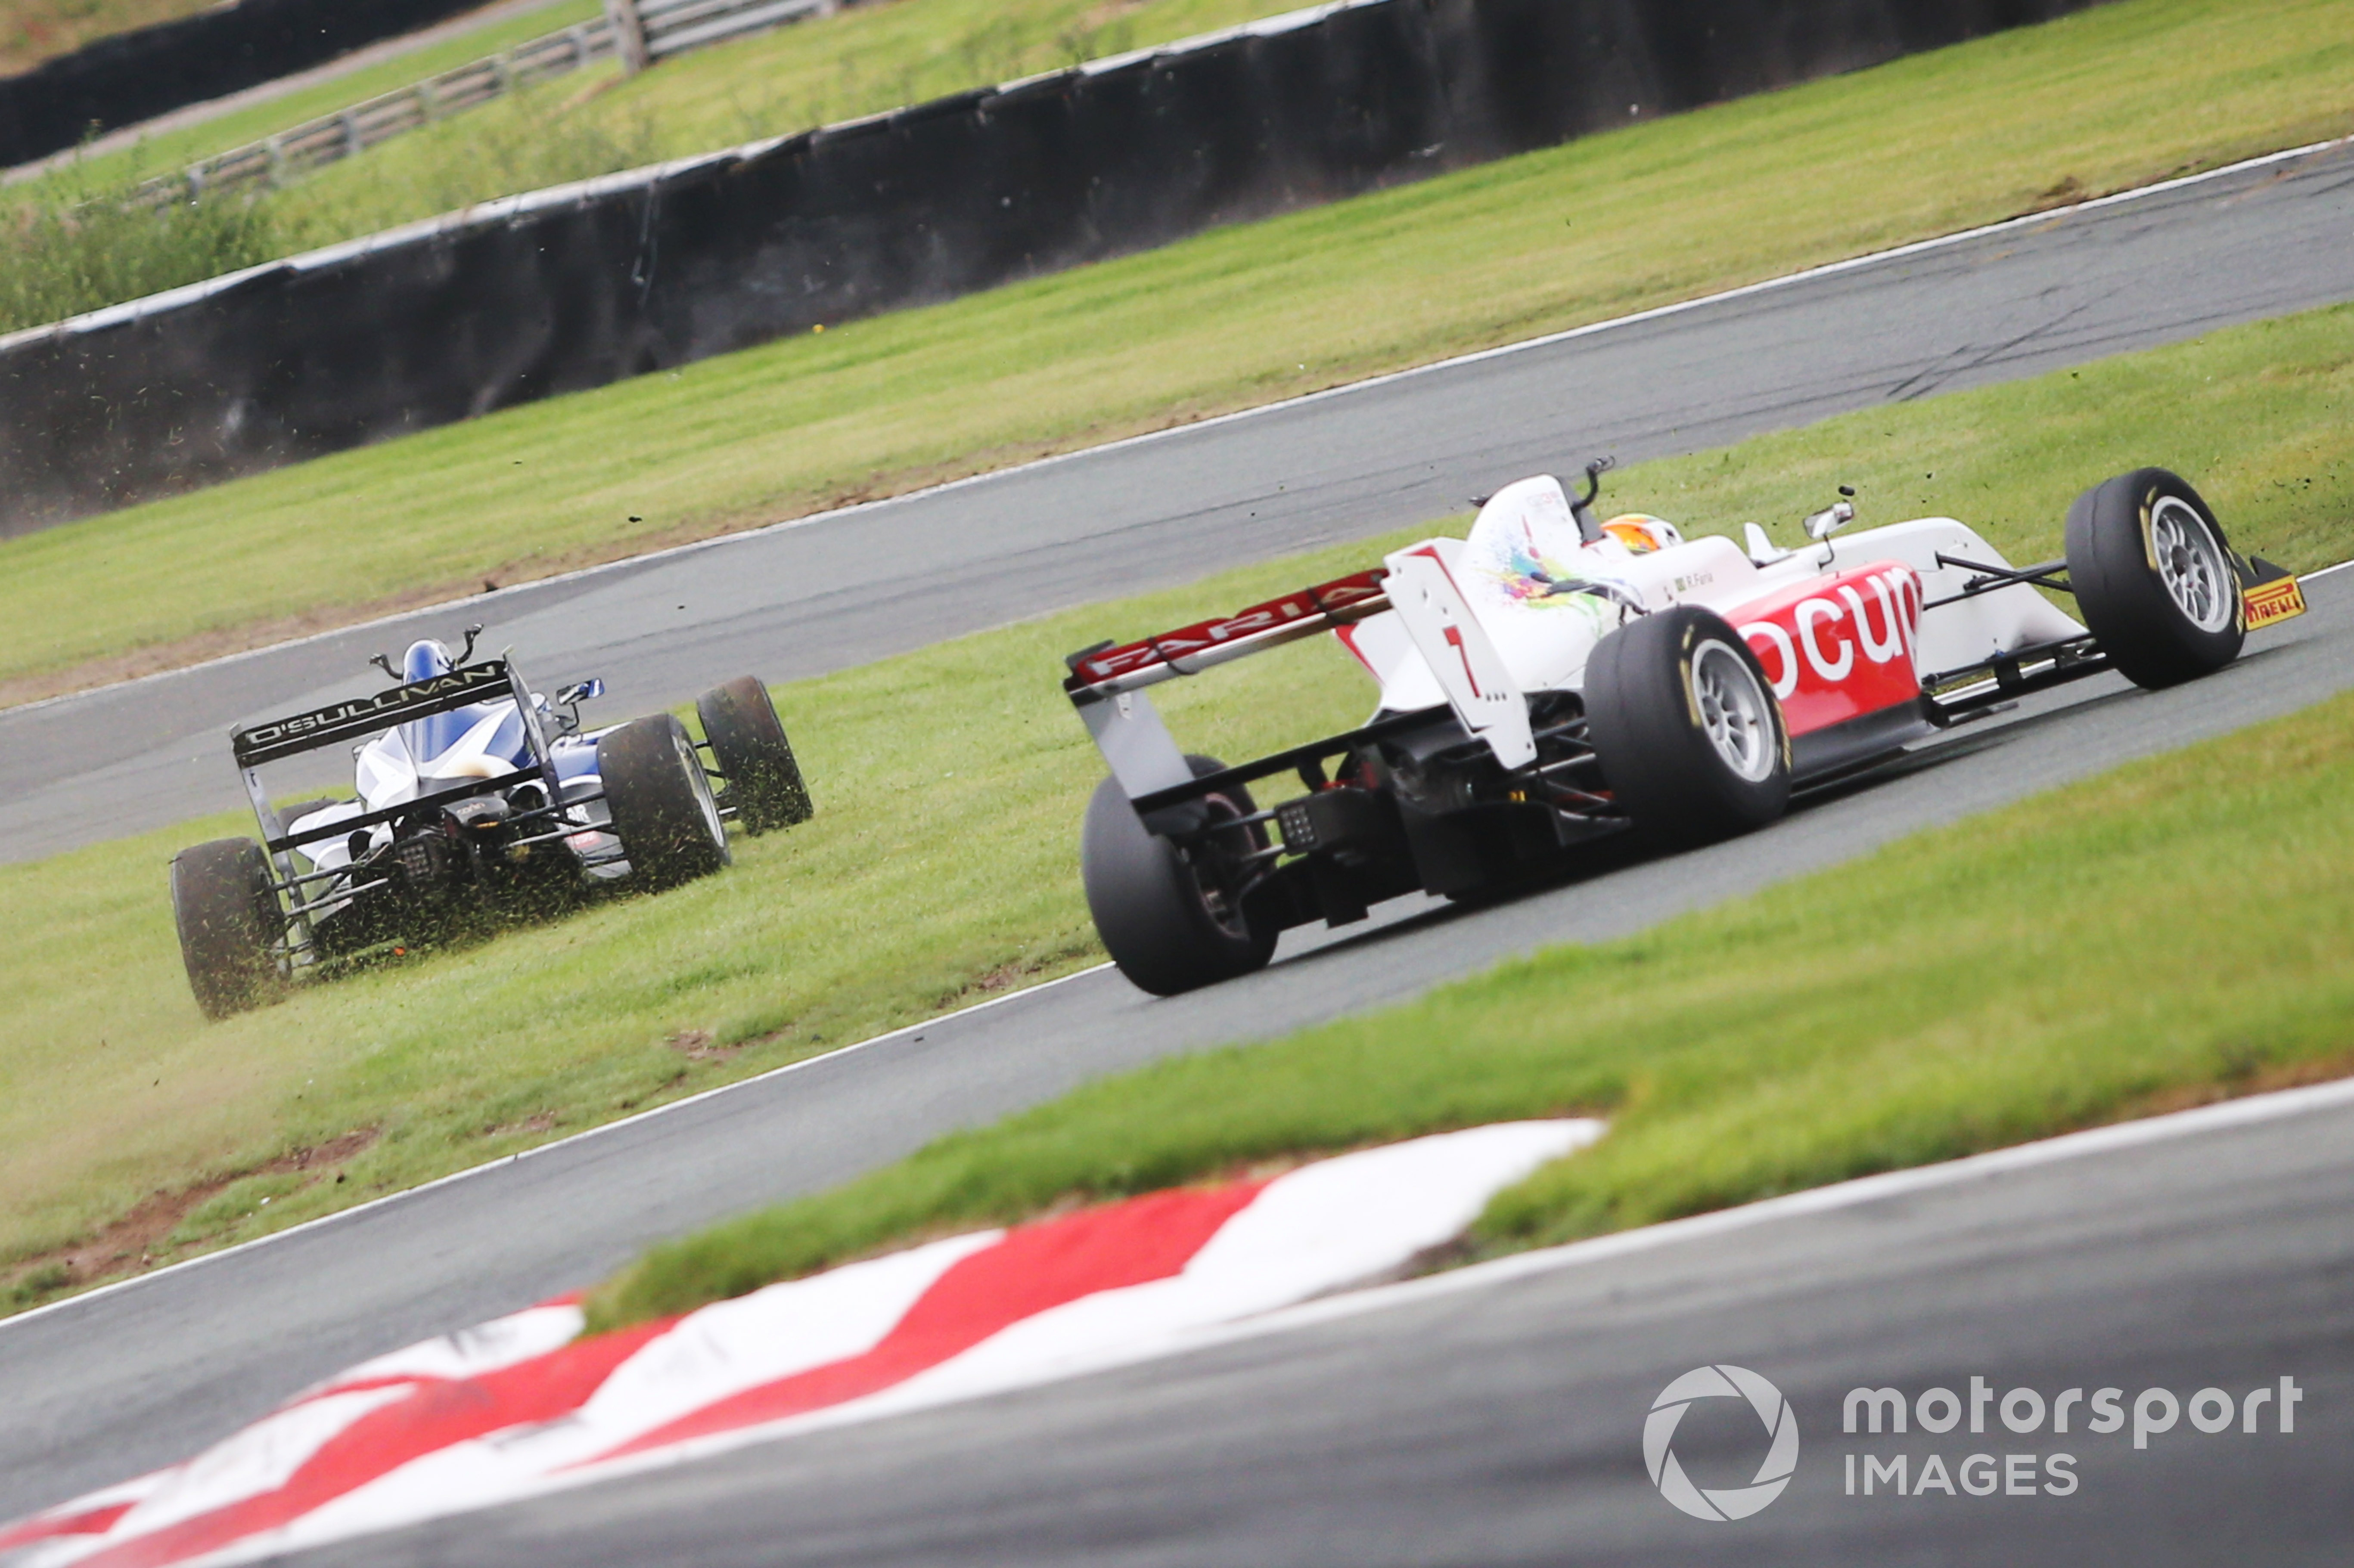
[1601,514,1683,553]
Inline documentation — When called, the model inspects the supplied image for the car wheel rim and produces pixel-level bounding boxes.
[2150,497,2233,633]
[676,729,725,849]
[1181,796,1258,941]
[1691,639,1777,784]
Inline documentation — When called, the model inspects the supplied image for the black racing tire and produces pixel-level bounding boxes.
[1082,755,1275,997]
[1585,605,1791,846]
[696,676,813,835]
[599,714,731,888]
[2064,467,2244,690]
[171,837,285,1020]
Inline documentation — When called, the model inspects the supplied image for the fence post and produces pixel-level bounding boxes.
[602,0,651,73]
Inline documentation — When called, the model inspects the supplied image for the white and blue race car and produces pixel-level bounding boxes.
[169,630,811,1018]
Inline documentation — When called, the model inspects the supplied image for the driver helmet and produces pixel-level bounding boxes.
[1601,514,1683,553]
[401,639,455,682]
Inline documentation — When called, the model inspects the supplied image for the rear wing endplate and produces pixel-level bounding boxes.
[1062,568,1394,818]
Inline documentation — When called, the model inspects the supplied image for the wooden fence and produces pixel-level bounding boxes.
[608,0,840,71]
[139,0,843,206]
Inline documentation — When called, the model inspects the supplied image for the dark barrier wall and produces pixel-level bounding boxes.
[0,0,2102,533]
[0,0,485,167]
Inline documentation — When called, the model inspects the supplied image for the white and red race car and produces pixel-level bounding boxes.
[1061,463,2307,995]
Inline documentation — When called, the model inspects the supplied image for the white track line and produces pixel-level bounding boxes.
[412,1072,2354,1504]
[9,135,2348,1327]
[1050,1073,2354,1372]
[10,493,2347,1329]
[10,130,2347,722]
[0,961,1114,1335]
[62,1079,2354,1554]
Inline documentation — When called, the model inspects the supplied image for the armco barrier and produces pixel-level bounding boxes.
[0,0,2102,535]
[0,0,486,169]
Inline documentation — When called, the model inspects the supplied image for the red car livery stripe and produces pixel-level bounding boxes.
[1068,569,1390,688]
[1727,563,1924,736]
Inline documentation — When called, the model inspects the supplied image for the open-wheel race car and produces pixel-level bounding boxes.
[169,630,814,1018]
[1063,464,2308,995]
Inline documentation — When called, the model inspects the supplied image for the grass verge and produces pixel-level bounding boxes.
[2,0,1298,333]
[7,1,606,183]
[2,0,2350,699]
[2,0,222,75]
[3,299,2349,1314]
[590,677,2354,1329]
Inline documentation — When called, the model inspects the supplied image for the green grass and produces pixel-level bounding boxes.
[4,0,2351,702]
[591,671,2354,1329]
[2,0,1302,335]
[0,161,290,336]
[1,298,2348,1315]
[29,0,1279,200]
[9,2,605,184]
[264,0,1295,243]
[3,0,223,74]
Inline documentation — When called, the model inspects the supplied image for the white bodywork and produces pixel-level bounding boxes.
[284,699,619,883]
[1353,476,2084,737]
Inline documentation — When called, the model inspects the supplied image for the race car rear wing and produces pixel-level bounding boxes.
[1061,568,1392,699]
[230,657,568,931]
[231,658,520,768]
[1062,568,1409,828]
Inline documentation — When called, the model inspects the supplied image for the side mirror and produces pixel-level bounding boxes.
[1804,499,1856,541]
[554,678,604,706]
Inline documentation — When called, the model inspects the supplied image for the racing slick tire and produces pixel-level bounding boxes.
[2065,468,2244,690]
[696,677,813,835]
[171,837,286,1020]
[599,714,731,889]
[1083,755,1275,996]
[1585,606,1791,846]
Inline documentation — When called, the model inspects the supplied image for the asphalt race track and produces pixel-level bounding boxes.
[3,139,2354,1535]
[285,1087,2354,1568]
[2,570,2347,1525]
[3,138,2352,863]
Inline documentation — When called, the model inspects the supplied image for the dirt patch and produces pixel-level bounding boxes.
[2,1127,379,1310]
[2117,1051,2354,1121]
[2016,174,2087,216]
[482,1111,558,1138]
[667,1028,741,1063]
[933,943,1097,1012]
